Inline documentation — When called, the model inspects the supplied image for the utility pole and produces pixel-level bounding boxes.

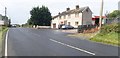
[99,0,104,29]
[5,7,7,18]
[5,7,7,22]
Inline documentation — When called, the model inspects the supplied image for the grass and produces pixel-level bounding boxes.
[0,26,8,49]
[68,22,119,47]
[0,30,2,48]
[68,32,98,39]
[1,27,8,39]
[0,26,8,57]
[90,32,119,46]
[0,30,2,40]
[68,32,119,46]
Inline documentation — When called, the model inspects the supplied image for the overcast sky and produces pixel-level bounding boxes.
[0,0,119,24]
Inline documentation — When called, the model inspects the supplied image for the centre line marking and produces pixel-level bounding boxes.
[50,39,95,55]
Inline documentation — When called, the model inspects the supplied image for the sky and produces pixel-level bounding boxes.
[0,0,119,24]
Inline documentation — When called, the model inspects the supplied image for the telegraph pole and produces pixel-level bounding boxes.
[5,7,7,18]
[99,0,104,29]
[5,7,8,26]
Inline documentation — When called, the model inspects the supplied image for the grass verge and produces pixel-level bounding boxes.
[0,26,8,39]
[0,26,8,55]
[90,32,119,46]
[68,22,119,47]
[68,32,119,46]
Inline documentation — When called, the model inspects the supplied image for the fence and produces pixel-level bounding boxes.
[77,24,98,33]
[106,18,120,24]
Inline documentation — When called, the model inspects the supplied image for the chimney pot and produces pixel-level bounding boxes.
[58,12,60,15]
[76,5,79,9]
[66,8,70,11]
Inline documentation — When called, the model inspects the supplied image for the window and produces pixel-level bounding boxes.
[64,20,67,25]
[64,15,66,19]
[68,14,71,18]
[86,9,89,12]
[59,16,61,19]
[75,13,79,17]
[68,22,70,25]
[75,22,79,25]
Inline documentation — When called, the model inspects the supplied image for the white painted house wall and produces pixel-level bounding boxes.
[51,6,92,29]
[51,13,84,28]
[0,14,4,25]
[66,13,82,28]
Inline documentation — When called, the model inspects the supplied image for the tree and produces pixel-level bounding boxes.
[28,5,52,26]
[27,19,33,25]
[108,10,120,18]
[8,19,11,27]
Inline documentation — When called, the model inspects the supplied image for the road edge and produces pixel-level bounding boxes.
[4,29,9,56]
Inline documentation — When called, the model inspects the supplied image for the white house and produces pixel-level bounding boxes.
[0,14,9,26]
[0,14,4,25]
[51,5,92,29]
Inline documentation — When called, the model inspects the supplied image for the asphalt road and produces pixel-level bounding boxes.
[5,28,119,56]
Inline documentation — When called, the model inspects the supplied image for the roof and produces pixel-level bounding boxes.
[94,16,106,18]
[92,16,106,20]
[53,6,90,19]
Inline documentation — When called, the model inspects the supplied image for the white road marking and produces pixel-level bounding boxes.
[5,29,9,56]
[50,39,95,55]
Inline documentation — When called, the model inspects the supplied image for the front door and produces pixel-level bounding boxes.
[53,23,56,28]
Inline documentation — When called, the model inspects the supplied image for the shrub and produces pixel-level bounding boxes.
[101,23,119,34]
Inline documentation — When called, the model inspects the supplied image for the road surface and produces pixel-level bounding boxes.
[5,28,119,56]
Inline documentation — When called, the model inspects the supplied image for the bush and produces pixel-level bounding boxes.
[101,23,119,34]
[2,26,7,30]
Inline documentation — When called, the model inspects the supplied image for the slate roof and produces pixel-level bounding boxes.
[53,6,90,19]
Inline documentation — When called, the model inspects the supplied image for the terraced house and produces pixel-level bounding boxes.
[51,5,93,29]
[0,14,9,26]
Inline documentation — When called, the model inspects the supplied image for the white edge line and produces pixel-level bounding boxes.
[5,29,9,56]
[50,39,95,56]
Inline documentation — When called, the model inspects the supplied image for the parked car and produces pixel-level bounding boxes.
[11,25,16,28]
[61,25,74,29]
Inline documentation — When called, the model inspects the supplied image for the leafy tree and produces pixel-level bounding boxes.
[27,19,33,25]
[28,5,52,26]
[8,19,11,27]
[108,10,120,18]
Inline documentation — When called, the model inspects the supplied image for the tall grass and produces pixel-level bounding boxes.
[90,23,119,46]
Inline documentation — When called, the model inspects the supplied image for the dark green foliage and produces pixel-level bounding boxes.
[27,19,32,25]
[108,10,120,18]
[28,5,52,26]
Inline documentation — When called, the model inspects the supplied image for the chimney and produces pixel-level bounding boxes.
[66,8,70,11]
[76,5,79,9]
[58,12,60,15]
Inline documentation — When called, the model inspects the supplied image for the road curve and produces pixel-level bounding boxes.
[6,28,118,56]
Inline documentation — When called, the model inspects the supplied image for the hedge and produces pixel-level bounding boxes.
[100,23,119,35]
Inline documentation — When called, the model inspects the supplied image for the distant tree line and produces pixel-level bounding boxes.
[27,5,52,26]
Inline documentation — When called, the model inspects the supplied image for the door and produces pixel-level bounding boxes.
[53,23,56,28]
